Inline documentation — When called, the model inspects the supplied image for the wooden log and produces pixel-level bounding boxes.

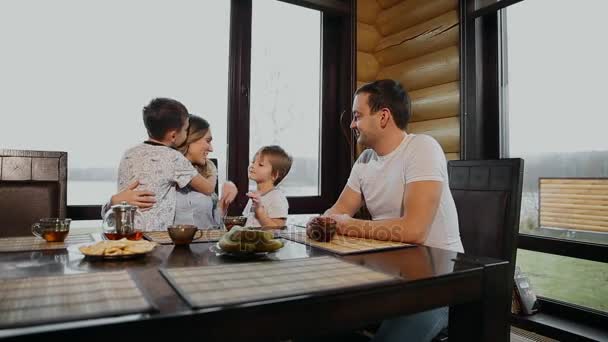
[541,215,608,228]
[540,205,608,216]
[357,0,380,25]
[541,198,608,207]
[375,10,459,66]
[357,23,381,53]
[540,188,608,196]
[541,182,608,190]
[541,193,608,201]
[541,212,608,223]
[377,46,459,91]
[540,203,608,211]
[541,179,608,185]
[376,0,458,36]
[376,0,402,9]
[540,220,608,233]
[407,116,459,153]
[357,52,380,82]
[356,81,368,91]
[410,82,459,122]
[445,153,459,161]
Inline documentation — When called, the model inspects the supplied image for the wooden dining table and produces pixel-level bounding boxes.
[0,230,510,342]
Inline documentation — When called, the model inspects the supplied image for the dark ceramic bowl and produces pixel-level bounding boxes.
[223,216,247,231]
[168,225,200,245]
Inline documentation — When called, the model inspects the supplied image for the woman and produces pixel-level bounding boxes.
[106,115,237,228]
[174,115,222,228]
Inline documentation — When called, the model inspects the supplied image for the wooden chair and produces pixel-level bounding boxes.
[0,149,67,237]
[448,158,524,273]
[441,158,524,341]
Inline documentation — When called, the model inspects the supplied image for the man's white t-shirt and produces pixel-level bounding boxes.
[346,134,464,253]
[243,188,289,227]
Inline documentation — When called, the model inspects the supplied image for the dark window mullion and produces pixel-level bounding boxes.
[518,234,608,263]
[471,0,526,19]
[227,0,253,216]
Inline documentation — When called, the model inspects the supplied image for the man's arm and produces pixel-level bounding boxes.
[331,181,442,244]
[324,186,364,217]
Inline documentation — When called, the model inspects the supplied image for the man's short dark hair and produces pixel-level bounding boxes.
[142,98,189,140]
[355,79,411,130]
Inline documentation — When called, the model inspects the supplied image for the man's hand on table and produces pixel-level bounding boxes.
[326,213,353,235]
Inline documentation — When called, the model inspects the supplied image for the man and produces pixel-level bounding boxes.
[324,79,463,341]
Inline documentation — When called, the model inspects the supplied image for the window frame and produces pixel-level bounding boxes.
[67,0,355,218]
[226,0,354,215]
[459,0,608,332]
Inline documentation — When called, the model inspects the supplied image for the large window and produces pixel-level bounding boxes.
[1,0,353,218]
[462,0,608,335]
[250,0,321,197]
[503,0,608,314]
[227,0,352,215]
[0,0,231,205]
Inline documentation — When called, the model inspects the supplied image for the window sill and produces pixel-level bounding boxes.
[511,312,608,341]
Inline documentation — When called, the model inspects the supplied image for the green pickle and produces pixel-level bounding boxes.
[219,226,283,253]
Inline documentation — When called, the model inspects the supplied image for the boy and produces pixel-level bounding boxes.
[114,98,216,231]
[243,145,292,227]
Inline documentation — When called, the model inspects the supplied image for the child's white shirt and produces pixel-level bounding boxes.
[242,188,289,227]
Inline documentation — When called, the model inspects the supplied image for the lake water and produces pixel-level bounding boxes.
[68,181,319,205]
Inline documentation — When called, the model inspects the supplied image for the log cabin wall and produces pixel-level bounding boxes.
[356,0,460,160]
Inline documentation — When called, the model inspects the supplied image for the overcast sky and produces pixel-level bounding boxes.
[0,0,320,186]
[2,0,607,173]
[506,0,608,155]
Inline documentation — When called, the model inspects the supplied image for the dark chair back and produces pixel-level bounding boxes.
[0,150,67,237]
[448,158,524,279]
[209,158,218,194]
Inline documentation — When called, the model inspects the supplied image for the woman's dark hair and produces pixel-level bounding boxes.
[142,98,189,139]
[355,79,411,130]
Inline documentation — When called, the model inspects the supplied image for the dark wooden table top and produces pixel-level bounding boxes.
[0,232,506,341]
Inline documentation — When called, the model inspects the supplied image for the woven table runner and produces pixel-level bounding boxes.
[0,234,94,253]
[280,230,412,255]
[144,230,225,245]
[0,270,153,328]
[161,256,398,309]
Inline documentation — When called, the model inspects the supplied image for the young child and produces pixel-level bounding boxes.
[114,98,216,231]
[243,145,293,228]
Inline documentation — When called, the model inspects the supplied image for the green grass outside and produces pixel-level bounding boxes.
[516,249,608,312]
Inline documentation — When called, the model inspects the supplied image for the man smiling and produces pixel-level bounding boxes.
[324,79,463,341]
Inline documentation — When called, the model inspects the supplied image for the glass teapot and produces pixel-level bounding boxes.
[102,201,143,240]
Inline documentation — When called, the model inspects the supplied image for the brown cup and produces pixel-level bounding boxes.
[32,218,71,242]
[306,217,337,242]
[168,225,201,245]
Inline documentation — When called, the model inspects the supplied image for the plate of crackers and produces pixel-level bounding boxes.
[74,238,157,260]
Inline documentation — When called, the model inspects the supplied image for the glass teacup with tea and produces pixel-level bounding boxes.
[32,218,71,242]
[102,201,143,240]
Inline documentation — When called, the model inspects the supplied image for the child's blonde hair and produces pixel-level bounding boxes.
[256,145,293,186]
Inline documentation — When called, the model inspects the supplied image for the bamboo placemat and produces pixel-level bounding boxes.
[280,230,412,255]
[144,229,225,245]
[0,270,153,328]
[0,234,94,253]
[161,256,398,309]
